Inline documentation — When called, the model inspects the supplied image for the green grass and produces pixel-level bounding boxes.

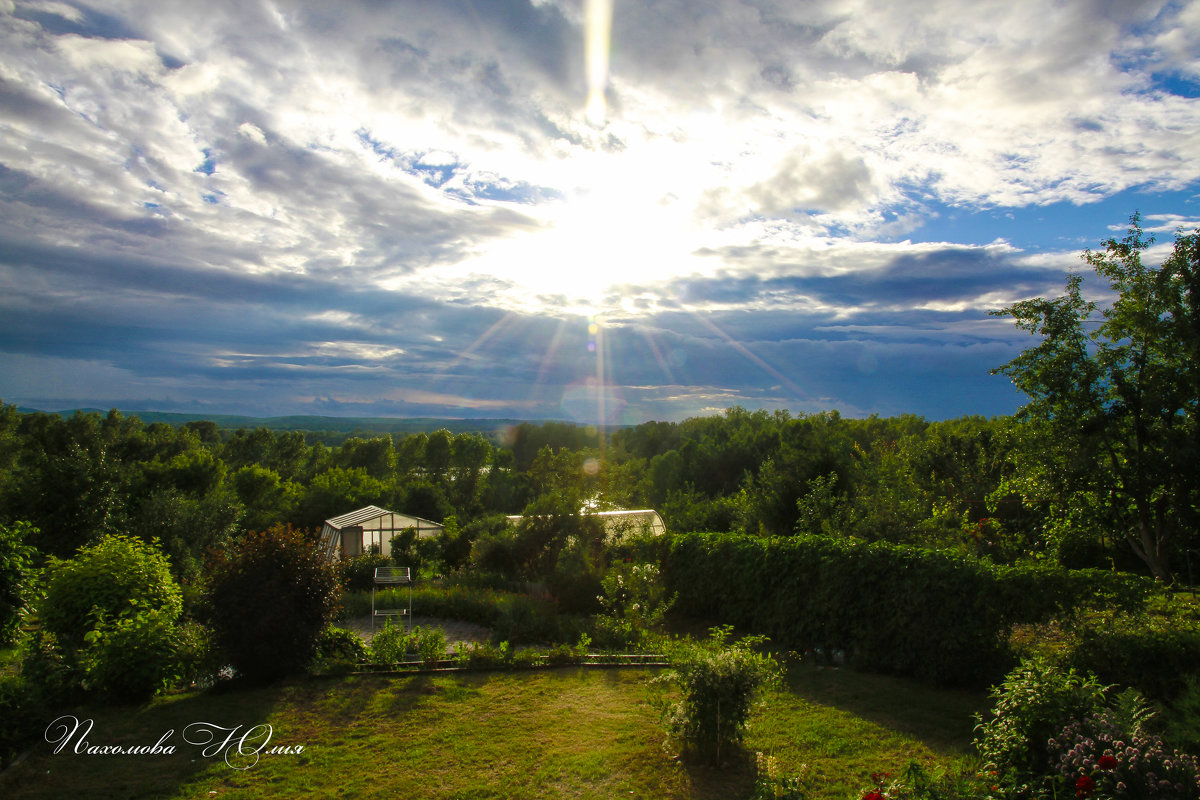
[0,662,986,800]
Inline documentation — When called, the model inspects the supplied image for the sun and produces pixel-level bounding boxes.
[455,156,712,316]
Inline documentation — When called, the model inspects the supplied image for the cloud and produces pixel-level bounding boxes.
[1,0,1198,422]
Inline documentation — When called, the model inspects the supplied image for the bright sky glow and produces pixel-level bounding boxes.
[1,0,1199,423]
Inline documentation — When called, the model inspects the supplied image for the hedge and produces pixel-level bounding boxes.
[662,532,1152,687]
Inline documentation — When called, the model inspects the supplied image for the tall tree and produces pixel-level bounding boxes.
[992,215,1199,580]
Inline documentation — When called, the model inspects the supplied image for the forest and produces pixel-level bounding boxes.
[0,403,1176,583]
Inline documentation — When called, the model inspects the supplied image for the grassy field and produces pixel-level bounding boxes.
[0,662,987,800]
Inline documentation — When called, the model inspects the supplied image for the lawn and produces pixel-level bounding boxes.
[0,662,987,800]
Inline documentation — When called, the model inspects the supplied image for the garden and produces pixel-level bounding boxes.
[2,515,1199,800]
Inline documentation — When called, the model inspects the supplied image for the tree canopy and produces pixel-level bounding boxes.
[992,214,1199,580]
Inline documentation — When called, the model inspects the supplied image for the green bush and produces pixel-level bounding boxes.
[973,658,1107,780]
[655,626,781,764]
[595,561,674,649]
[203,524,340,683]
[368,619,412,665]
[78,605,180,702]
[0,521,39,646]
[174,620,221,689]
[338,551,393,592]
[39,534,183,651]
[415,626,447,665]
[0,672,48,769]
[1061,611,1200,702]
[1164,674,1200,754]
[19,631,80,703]
[313,625,368,666]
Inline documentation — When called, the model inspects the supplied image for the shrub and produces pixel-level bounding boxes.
[174,619,222,689]
[1164,675,1200,754]
[0,672,48,769]
[656,626,781,764]
[369,619,413,665]
[366,622,447,667]
[414,625,447,665]
[594,561,675,649]
[313,625,368,666]
[1062,612,1200,702]
[39,534,182,651]
[78,605,180,702]
[0,521,38,646]
[974,657,1107,780]
[203,524,339,683]
[1048,705,1200,800]
[338,551,393,592]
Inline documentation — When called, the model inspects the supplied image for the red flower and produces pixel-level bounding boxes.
[862,793,886,800]
[1076,775,1096,798]
[1098,755,1118,770]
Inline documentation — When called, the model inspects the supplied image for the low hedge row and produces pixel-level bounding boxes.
[662,532,1153,687]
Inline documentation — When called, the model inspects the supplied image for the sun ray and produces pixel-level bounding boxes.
[687,312,813,403]
[584,0,613,127]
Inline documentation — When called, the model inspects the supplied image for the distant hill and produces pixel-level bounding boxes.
[15,407,603,439]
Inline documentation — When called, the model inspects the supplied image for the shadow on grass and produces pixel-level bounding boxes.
[782,661,989,755]
[677,747,757,800]
[0,679,283,800]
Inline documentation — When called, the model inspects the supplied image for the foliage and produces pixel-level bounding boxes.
[594,561,674,648]
[665,531,1153,687]
[0,672,48,769]
[0,520,38,646]
[991,216,1200,581]
[655,625,782,764]
[313,625,369,665]
[202,524,340,682]
[173,619,222,689]
[665,532,1006,686]
[38,533,183,651]
[973,658,1107,780]
[367,622,448,667]
[1061,612,1200,702]
[853,760,995,800]
[77,604,181,702]
[452,639,538,670]
[338,550,394,592]
[368,618,412,665]
[1163,675,1200,754]
[1048,704,1200,800]
[753,751,814,800]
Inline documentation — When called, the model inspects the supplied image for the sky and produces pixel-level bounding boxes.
[1,0,1199,425]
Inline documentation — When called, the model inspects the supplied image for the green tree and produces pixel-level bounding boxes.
[992,215,1200,580]
[0,521,38,646]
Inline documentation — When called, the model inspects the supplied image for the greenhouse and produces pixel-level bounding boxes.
[505,509,666,539]
[318,505,444,562]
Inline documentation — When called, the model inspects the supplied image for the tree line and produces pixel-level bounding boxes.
[1,214,1195,583]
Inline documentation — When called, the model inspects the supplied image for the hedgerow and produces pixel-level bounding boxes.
[663,532,1152,686]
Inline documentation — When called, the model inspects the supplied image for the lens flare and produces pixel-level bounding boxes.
[585,0,613,127]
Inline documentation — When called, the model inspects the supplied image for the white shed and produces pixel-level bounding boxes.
[318,505,444,562]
